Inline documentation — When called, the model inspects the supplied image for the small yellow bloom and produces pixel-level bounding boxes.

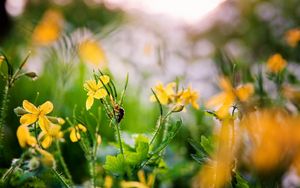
[32,9,63,46]
[0,55,4,67]
[235,83,254,102]
[36,147,55,168]
[121,170,155,188]
[38,124,63,149]
[69,124,87,142]
[266,53,287,73]
[179,86,200,109]
[78,40,108,66]
[285,28,300,47]
[84,76,110,110]
[104,176,113,188]
[150,82,176,105]
[16,124,37,148]
[20,100,53,132]
[206,77,254,119]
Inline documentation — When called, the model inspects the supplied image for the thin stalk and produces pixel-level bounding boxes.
[55,141,73,184]
[51,168,71,188]
[149,111,172,146]
[114,121,124,156]
[0,83,9,154]
[149,116,163,146]
[88,158,96,188]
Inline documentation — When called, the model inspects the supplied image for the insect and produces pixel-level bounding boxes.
[113,104,125,123]
[109,95,125,123]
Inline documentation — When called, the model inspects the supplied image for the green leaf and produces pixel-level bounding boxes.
[103,154,126,176]
[234,172,249,188]
[200,135,214,155]
[126,139,149,166]
[151,120,182,155]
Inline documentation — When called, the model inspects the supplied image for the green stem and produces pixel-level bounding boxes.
[0,83,9,155]
[55,141,73,185]
[149,111,172,146]
[88,158,96,188]
[115,122,124,156]
[51,168,71,188]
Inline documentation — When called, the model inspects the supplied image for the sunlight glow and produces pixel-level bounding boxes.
[104,0,225,23]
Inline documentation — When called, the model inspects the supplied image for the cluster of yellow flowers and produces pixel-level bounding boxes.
[15,100,64,167]
[150,82,199,110]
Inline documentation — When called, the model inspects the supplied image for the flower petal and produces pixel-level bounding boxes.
[17,125,37,148]
[99,75,110,85]
[77,124,87,132]
[41,135,53,149]
[86,96,94,110]
[38,115,50,132]
[39,101,53,114]
[94,88,107,99]
[70,129,80,142]
[20,114,38,125]
[23,100,39,114]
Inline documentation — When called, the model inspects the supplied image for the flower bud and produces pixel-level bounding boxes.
[171,104,184,113]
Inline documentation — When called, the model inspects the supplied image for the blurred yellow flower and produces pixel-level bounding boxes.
[241,109,293,171]
[150,82,176,105]
[20,100,53,132]
[206,77,254,119]
[16,124,37,148]
[84,75,110,110]
[0,55,4,67]
[104,176,113,188]
[121,170,155,188]
[285,28,300,47]
[179,86,200,109]
[197,119,235,188]
[78,40,108,66]
[36,147,55,168]
[32,9,64,46]
[38,124,63,149]
[266,53,287,73]
[69,124,87,142]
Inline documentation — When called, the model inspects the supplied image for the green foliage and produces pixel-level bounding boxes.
[189,135,214,164]
[126,137,149,166]
[104,154,127,176]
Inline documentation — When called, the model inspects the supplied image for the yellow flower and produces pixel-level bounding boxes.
[16,124,37,148]
[32,9,63,46]
[104,176,113,188]
[38,124,63,149]
[20,100,53,132]
[78,40,108,66]
[206,77,254,119]
[84,76,110,110]
[150,82,176,105]
[36,147,55,168]
[241,109,293,171]
[285,28,300,47]
[179,86,200,109]
[121,170,155,188]
[0,55,4,67]
[69,124,87,142]
[197,119,235,188]
[266,53,287,73]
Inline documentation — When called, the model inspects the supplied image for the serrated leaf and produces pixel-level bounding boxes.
[126,140,149,166]
[103,154,126,176]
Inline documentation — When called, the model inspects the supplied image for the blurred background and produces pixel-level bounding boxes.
[1,0,300,186]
